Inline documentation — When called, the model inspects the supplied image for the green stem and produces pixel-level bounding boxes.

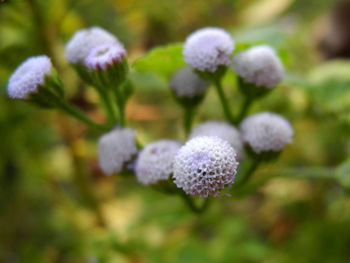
[115,87,126,126]
[233,159,260,189]
[213,78,234,124]
[179,191,211,214]
[183,106,195,137]
[235,96,252,124]
[97,88,119,125]
[59,101,109,131]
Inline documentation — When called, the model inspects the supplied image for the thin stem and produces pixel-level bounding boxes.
[59,101,109,131]
[235,96,252,124]
[97,88,119,125]
[233,159,260,189]
[183,106,195,137]
[115,87,126,126]
[213,78,234,124]
[179,191,211,214]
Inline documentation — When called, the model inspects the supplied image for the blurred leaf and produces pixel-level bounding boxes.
[133,43,185,80]
[336,159,350,189]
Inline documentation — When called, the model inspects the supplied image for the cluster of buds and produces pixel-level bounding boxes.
[7,25,294,204]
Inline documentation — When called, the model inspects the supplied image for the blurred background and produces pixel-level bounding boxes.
[1,0,350,262]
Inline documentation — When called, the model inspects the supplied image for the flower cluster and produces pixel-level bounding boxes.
[7,24,295,209]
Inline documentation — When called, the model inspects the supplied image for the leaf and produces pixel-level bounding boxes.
[336,159,350,189]
[133,43,185,80]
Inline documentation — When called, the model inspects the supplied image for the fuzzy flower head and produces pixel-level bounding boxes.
[240,112,293,154]
[65,26,121,65]
[98,128,138,175]
[189,121,243,160]
[85,43,126,70]
[136,140,182,185]
[8,55,52,99]
[233,45,284,88]
[173,136,238,197]
[183,27,235,72]
[169,67,210,98]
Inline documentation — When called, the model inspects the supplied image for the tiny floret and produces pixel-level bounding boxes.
[169,67,210,98]
[98,128,137,175]
[240,112,293,154]
[173,136,238,197]
[65,26,121,65]
[233,45,284,88]
[8,55,52,99]
[136,140,182,185]
[85,43,126,70]
[183,27,235,72]
[189,121,243,160]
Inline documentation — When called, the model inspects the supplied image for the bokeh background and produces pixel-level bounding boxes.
[1,0,350,262]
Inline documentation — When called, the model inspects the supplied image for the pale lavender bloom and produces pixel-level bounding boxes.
[8,55,52,99]
[240,112,293,153]
[136,140,182,185]
[173,136,238,197]
[183,27,235,72]
[85,43,126,70]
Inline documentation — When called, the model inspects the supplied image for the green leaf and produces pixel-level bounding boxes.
[336,159,350,189]
[133,43,185,80]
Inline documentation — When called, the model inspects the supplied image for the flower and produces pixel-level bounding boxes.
[173,136,238,197]
[7,56,53,99]
[65,26,121,65]
[98,128,138,175]
[240,112,293,154]
[183,27,235,72]
[189,121,243,160]
[169,67,210,98]
[135,140,182,185]
[85,43,127,70]
[233,45,284,88]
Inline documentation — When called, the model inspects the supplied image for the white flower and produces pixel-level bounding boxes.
[183,27,235,72]
[240,112,293,154]
[169,67,209,98]
[7,55,52,99]
[98,128,137,175]
[173,136,238,197]
[65,26,121,65]
[189,121,243,160]
[233,45,284,88]
[85,43,126,70]
[135,140,182,185]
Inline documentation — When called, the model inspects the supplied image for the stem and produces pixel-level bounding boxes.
[115,87,126,126]
[235,96,252,124]
[213,78,234,124]
[233,159,260,189]
[179,191,211,214]
[97,88,119,125]
[183,106,195,137]
[59,101,109,131]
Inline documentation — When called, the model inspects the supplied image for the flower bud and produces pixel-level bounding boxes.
[240,112,293,160]
[98,128,138,175]
[183,27,235,75]
[85,43,129,88]
[233,45,284,98]
[135,140,182,185]
[173,136,238,197]
[189,121,243,160]
[7,55,64,108]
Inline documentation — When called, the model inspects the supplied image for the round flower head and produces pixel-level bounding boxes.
[189,121,243,160]
[240,112,293,154]
[7,55,52,99]
[233,45,284,88]
[65,26,121,65]
[85,43,126,70]
[169,67,210,98]
[173,136,238,197]
[183,27,235,72]
[98,128,138,175]
[135,140,182,185]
